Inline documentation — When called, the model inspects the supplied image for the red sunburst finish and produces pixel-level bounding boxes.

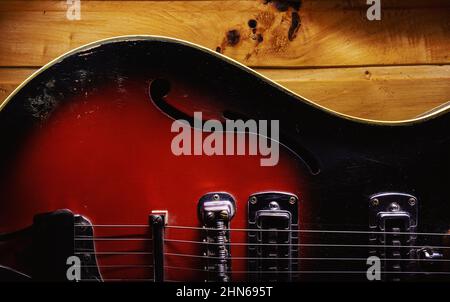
[0,78,308,281]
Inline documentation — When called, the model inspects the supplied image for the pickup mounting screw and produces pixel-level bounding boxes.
[389,202,400,212]
[219,210,229,220]
[269,201,280,210]
[206,211,215,221]
[371,198,379,206]
[250,196,257,204]
[289,196,296,204]
[213,194,220,200]
[408,197,416,206]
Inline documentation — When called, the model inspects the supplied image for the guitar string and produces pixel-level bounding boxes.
[73,241,450,250]
[80,278,154,282]
[73,237,450,251]
[163,252,450,261]
[162,238,450,249]
[88,264,450,276]
[73,224,450,272]
[75,237,153,241]
[71,253,450,267]
[74,264,450,279]
[75,266,450,279]
[163,266,450,275]
[74,224,450,237]
[73,242,450,277]
[74,251,153,255]
[74,255,450,262]
[77,265,153,268]
[166,225,450,236]
[78,225,450,278]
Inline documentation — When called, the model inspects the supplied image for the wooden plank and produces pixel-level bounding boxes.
[0,68,35,103]
[258,65,450,121]
[0,0,449,67]
[1,65,449,121]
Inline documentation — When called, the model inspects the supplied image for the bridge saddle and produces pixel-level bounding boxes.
[198,192,236,282]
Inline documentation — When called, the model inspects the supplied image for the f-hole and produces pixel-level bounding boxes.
[148,78,193,122]
[148,80,320,175]
[149,78,171,100]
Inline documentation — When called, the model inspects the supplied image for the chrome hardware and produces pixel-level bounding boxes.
[248,192,299,282]
[418,248,443,260]
[369,192,418,281]
[198,192,236,282]
[150,211,167,282]
[417,247,444,274]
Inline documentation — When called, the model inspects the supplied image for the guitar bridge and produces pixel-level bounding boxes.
[198,192,236,282]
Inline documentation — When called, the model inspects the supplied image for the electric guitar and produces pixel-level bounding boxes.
[0,36,449,282]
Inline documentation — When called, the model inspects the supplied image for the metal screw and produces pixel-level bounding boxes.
[269,201,280,210]
[371,198,379,206]
[289,196,296,204]
[151,215,163,224]
[250,196,257,204]
[389,202,400,212]
[206,211,215,221]
[408,197,416,206]
[213,194,220,200]
[219,210,229,220]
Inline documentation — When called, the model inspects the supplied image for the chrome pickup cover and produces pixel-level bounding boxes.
[248,192,299,282]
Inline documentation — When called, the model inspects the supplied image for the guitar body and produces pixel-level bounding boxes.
[0,36,449,282]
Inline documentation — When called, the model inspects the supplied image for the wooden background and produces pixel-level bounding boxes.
[0,0,449,120]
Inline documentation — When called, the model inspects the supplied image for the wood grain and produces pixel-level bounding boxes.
[0,0,449,67]
[0,68,35,102]
[259,65,450,120]
[2,65,448,120]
